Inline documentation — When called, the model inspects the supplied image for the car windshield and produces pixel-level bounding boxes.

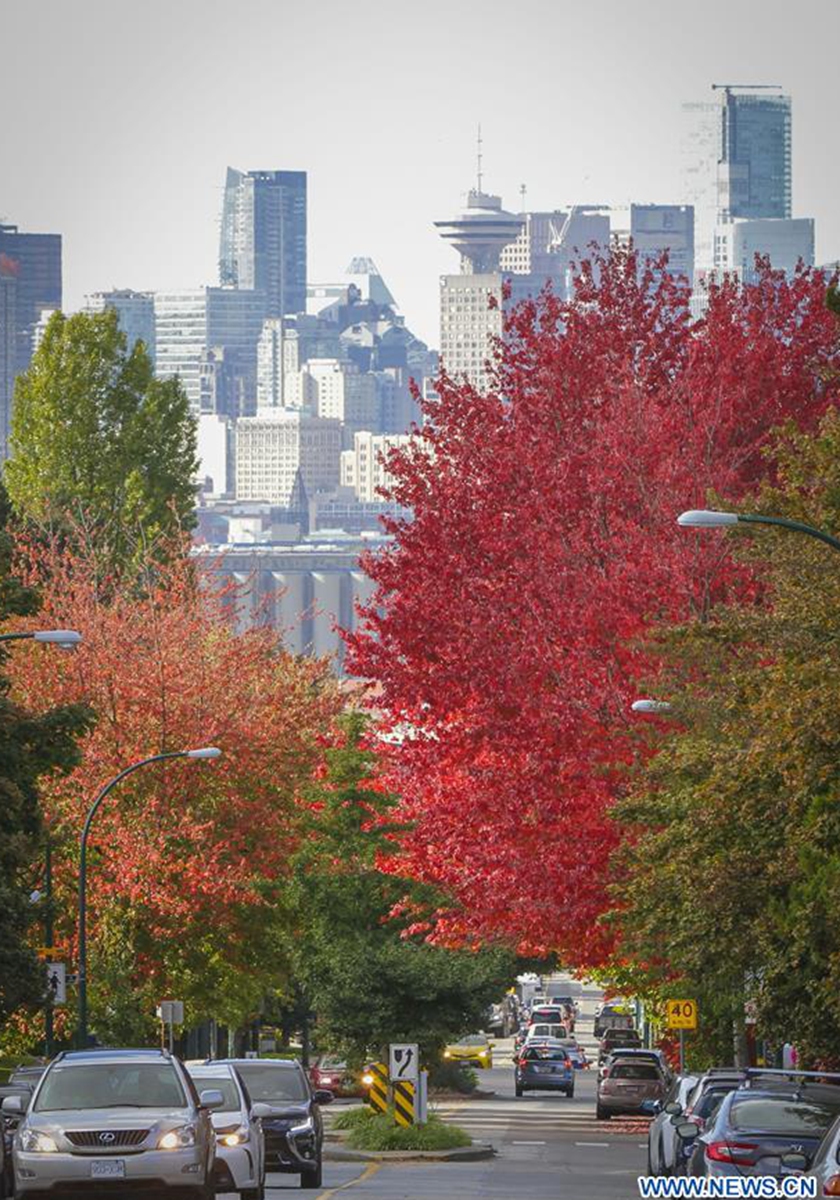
[612,1064,661,1080]
[524,1049,568,1062]
[730,1098,840,1135]
[531,1025,565,1038]
[318,1058,345,1070]
[457,1036,487,1047]
[234,1064,308,1103]
[35,1063,186,1111]
[188,1074,240,1110]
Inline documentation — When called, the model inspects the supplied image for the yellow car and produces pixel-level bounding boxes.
[444,1034,494,1068]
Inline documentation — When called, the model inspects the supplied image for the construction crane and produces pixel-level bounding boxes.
[711,83,783,91]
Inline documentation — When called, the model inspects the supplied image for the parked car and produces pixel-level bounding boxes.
[515,1044,575,1098]
[0,1083,33,1199]
[804,1109,840,1194]
[443,1034,494,1069]
[646,1073,699,1176]
[681,1076,840,1180]
[4,1047,221,1198]
[187,1063,267,1200]
[598,1028,642,1063]
[597,1058,666,1120]
[7,1067,46,1089]
[212,1058,332,1190]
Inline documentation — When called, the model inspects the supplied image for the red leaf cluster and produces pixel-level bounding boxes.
[347,251,840,961]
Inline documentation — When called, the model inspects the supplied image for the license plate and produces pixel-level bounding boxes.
[91,1160,125,1178]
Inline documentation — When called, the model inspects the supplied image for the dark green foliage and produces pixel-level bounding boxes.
[286,713,515,1064]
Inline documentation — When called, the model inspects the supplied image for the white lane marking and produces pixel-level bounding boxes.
[512,1140,547,1145]
[575,1141,610,1147]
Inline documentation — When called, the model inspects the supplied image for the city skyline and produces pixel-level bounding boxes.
[3,0,838,346]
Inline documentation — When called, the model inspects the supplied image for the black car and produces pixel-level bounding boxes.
[0,1083,32,1199]
[213,1058,333,1190]
[683,1077,840,1180]
[598,1028,641,1063]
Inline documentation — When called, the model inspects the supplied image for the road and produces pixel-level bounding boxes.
[226,977,647,1198]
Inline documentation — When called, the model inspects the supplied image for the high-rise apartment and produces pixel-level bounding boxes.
[154,287,266,411]
[0,267,16,460]
[220,168,307,318]
[84,289,155,364]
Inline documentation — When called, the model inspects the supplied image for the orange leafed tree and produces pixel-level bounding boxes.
[9,530,343,1036]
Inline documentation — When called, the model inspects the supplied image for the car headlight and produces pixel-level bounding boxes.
[216,1124,249,1147]
[361,1073,375,1086]
[290,1117,315,1137]
[19,1129,58,1153]
[443,1051,452,1059]
[158,1125,197,1149]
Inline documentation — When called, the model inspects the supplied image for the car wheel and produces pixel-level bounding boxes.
[515,1084,523,1097]
[596,1104,611,1120]
[300,1160,323,1189]
[565,1087,575,1098]
[240,1188,266,1200]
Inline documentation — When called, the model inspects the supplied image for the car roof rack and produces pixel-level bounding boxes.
[742,1068,840,1085]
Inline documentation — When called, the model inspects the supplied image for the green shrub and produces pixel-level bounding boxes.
[428,1061,478,1093]
[345,1112,471,1152]
[332,1105,377,1131]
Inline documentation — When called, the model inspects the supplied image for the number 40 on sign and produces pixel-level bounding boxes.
[666,999,698,1030]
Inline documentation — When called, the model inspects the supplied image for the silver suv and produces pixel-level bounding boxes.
[4,1048,222,1198]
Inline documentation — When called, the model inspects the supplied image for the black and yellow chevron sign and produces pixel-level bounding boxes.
[366,1062,388,1115]
[393,1079,416,1127]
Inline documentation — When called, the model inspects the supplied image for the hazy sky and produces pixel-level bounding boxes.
[2,0,838,345]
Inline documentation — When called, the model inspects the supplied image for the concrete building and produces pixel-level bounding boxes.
[0,268,16,460]
[197,413,234,497]
[499,207,611,294]
[0,223,62,378]
[154,287,266,411]
[612,205,695,286]
[220,168,307,318]
[234,411,341,504]
[196,537,380,669]
[340,431,413,502]
[84,289,155,363]
[714,217,814,282]
[682,86,792,274]
[305,358,378,444]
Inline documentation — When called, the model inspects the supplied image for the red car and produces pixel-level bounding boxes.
[309,1056,347,1093]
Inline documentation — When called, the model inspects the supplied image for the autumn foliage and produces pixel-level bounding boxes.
[8,531,342,1030]
[348,251,840,959]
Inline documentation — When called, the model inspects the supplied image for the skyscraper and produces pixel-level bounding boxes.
[84,289,155,364]
[0,266,16,460]
[682,86,792,275]
[0,223,62,376]
[220,168,307,318]
[611,205,695,286]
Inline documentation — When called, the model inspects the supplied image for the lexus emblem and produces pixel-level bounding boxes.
[99,1131,116,1144]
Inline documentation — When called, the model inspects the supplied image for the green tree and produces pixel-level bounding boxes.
[6,309,197,570]
[0,482,91,1022]
[607,407,840,1066]
[286,713,515,1065]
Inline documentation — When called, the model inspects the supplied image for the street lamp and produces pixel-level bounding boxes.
[0,629,83,650]
[631,699,673,714]
[77,747,222,1048]
[678,510,840,554]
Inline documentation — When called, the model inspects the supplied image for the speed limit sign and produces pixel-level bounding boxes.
[665,999,697,1030]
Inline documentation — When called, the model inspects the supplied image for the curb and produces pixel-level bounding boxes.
[324,1142,496,1163]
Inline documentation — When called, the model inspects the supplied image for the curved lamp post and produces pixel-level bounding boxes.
[0,629,82,649]
[678,510,840,555]
[77,747,222,1048]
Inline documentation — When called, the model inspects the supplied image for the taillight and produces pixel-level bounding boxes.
[823,1175,840,1196]
[705,1141,759,1164]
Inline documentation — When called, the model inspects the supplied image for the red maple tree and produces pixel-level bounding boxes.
[348,252,840,960]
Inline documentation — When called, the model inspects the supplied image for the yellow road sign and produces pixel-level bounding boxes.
[393,1080,415,1128]
[665,999,698,1030]
[365,1062,388,1116]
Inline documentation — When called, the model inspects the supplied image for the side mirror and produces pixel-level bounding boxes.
[314,1089,334,1105]
[665,1102,682,1116]
[199,1089,225,1110]
[676,1122,699,1141]
[251,1102,272,1120]
[780,1152,809,1173]
[2,1095,24,1115]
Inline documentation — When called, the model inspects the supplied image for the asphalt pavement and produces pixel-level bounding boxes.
[224,976,648,1199]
